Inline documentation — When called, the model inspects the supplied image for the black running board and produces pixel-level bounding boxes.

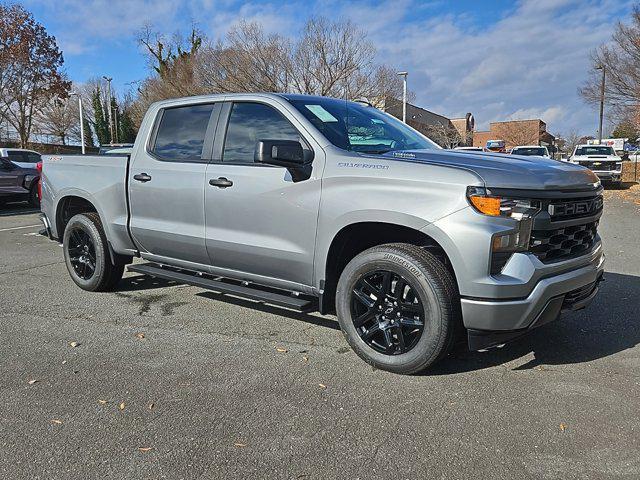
[127,263,317,312]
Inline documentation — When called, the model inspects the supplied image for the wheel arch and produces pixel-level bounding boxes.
[318,221,457,315]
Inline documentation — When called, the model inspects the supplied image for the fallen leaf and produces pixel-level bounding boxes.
[28,379,38,385]
[69,341,80,348]
[138,447,153,453]
[119,402,126,411]
[98,399,107,405]
[559,423,567,432]
[148,403,155,410]
[275,347,288,353]
[302,356,309,362]
[135,333,145,339]
[234,443,247,448]
[51,419,63,425]
[318,383,327,389]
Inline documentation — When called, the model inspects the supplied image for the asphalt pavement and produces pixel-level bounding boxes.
[1,187,639,480]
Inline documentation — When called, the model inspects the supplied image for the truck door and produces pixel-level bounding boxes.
[204,100,322,288]
[128,102,219,267]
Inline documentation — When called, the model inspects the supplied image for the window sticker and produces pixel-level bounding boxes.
[305,104,339,122]
[371,119,385,124]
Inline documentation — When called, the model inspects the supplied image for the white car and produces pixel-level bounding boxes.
[569,144,622,184]
[0,148,42,169]
[511,145,550,158]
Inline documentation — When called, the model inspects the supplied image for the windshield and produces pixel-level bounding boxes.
[512,147,546,156]
[287,97,439,154]
[575,146,615,156]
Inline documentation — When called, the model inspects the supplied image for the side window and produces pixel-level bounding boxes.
[222,102,300,163]
[151,103,214,161]
[27,153,41,163]
[7,151,26,163]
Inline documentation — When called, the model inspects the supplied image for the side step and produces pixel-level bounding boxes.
[127,263,318,313]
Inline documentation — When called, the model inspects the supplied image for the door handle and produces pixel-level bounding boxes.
[133,173,152,183]
[209,177,233,188]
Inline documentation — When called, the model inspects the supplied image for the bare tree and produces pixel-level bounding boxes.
[580,5,640,127]
[422,122,464,149]
[34,93,79,144]
[0,4,70,147]
[556,130,582,156]
[492,121,540,148]
[132,18,406,127]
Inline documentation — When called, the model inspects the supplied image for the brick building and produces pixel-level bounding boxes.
[473,119,555,150]
[376,97,474,146]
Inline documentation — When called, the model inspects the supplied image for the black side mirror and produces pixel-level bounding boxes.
[255,140,313,182]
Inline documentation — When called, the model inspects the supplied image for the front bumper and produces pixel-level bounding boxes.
[591,169,622,182]
[464,251,605,350]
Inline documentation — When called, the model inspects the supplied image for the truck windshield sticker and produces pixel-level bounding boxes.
[305,105,338,122]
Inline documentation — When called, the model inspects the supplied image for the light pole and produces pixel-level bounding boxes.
[70,92,85,154]
[596,65,606,143]
[397,71,408,123]
[102,76,114,144]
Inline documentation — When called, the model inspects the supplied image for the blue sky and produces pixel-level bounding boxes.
[22,0,635,135]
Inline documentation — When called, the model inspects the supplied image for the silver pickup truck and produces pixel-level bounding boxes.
[40,93,605,374]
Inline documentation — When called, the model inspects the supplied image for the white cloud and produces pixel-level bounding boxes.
[25,0,633,134]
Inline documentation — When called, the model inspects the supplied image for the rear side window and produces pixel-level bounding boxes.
[7,151,26,163]
[26,153,41,163]
[222,102,300,163]
[152,104,214,161]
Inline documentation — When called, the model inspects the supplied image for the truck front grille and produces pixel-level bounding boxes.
[579,161,618,171]
[529,221,598,263]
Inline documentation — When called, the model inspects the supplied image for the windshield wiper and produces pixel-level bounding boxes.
[358,149,392,155]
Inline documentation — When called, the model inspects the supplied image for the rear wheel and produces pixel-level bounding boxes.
[63,212,124,292]
[335,243,460,374]
[28,182,40,208]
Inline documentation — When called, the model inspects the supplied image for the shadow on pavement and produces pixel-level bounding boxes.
[196,291,341,330]
[0,202,39,217]
[428,272,640,375]
[117,274,181,292]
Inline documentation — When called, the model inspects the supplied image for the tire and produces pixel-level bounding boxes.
[63,212,124,292]
[28,182,40,208]
[335,243,461,374]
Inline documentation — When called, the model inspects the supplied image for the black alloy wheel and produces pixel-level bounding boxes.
[67,227,97,280]
[351,269,425,355]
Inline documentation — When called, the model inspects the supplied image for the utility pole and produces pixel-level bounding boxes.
[596,65,606,143]
[102,76,114,144]
[397,71,408,123]
[70,92,85,154]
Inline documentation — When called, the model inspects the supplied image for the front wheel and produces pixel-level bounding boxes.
[335,243,461,374]
[63,212,124,292]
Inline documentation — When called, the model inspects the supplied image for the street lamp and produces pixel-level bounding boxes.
[595,65,606,143]
[69,92,85,155]
[102,76,114,144]
[397,71,408,123]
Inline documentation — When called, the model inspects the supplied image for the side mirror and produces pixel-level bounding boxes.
[0,159,14,170]
[255,140,313,182]
[255,140,306,166]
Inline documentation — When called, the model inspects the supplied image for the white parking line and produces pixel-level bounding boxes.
[0,224,41,232]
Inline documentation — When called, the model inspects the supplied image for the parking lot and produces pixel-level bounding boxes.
[1,187,639,480]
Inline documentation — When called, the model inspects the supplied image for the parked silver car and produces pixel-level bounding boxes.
[40,93,605,373]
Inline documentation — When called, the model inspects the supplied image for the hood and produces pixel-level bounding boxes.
[380,149,600,191]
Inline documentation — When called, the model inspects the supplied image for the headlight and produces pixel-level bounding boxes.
[466,186,541,219]
[467,186,540,275]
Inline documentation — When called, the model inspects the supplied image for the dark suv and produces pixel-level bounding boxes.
[0,156,40,207]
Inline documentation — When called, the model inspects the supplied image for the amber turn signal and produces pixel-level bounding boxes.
[469,195,501,216]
